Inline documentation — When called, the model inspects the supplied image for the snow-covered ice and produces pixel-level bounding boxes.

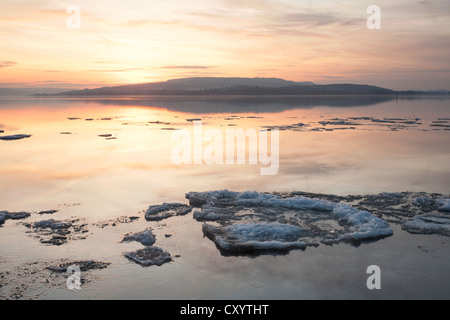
[438,199,450,212]
[402,214,450,236]
[124,247,172,267]
[203,222,307,253]
[331,203,393,242]
[187,190,393,252]
[412,196,450,213]
[33,219,72,230]
[145,203,192,221]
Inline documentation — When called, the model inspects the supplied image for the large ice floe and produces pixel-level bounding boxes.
[186,190,394,254]
[202,223,308,253]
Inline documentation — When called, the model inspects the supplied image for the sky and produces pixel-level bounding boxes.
[0,0,449,91]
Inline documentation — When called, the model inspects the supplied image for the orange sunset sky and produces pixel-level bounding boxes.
[1,0,449,91]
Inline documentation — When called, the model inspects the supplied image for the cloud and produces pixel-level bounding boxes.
[121,19,152,27]
[0,61,17,69]
[89,68,146,73]
[275,12,360,28]
[170,71,224,77]
[161,65,217,69]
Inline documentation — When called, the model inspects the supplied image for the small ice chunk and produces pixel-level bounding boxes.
[0,211,31,226]
[203,222,307,253]
[34,219,72,230]
[437,199,450,212]
[188,194,208,207]
[38,210,59,215]
[402,214,450,236]
[124,247,172,267]
[145,203,192,221]
[0,134,31,141]
[121,229,156,246]
[5,211,31,220]
[0,211,6,225]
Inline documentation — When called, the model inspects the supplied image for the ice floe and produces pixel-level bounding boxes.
[38,210,59,215]
[257,116,450,133]
[145,203,192,221]
[0,134,31,141]
[94,216,140,228]
[402,214,450,236]
[124,247,172,267]
[203,222,308,253]
[1,259,111,299]
[33,219,72,230]
[121,229,156,246]
[411,196,450,214]
[25,218,89,245]
[0,211,31,226]
[438,199,450,212]
[186,190,393,252]
[0,211,6,225]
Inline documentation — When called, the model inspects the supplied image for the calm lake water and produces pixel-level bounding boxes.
[0,95,449,299]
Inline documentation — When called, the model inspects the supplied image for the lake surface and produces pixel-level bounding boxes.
[0,95,449,299]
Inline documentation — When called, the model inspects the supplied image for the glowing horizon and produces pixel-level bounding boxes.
[1,0,449,91]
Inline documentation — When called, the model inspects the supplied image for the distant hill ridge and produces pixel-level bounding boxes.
[52,77,398,96]
[2,77,449,97]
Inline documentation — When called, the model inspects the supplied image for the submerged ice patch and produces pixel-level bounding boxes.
[203,222,308,253]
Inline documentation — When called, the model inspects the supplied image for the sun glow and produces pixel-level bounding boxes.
[0,0,449,90]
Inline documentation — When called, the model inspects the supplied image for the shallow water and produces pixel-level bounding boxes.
[0,95,449,299]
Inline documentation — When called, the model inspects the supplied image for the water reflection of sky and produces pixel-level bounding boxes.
[0,96,449,217]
